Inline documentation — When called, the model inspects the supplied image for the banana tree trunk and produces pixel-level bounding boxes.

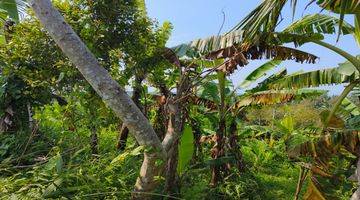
[164,74,188,197]
[210,118,226,186]
[210,72,226,186]
[117,75,144,150]
[190,119,202,161]
[229,119,245,172]
[29,1,165,199]
[165,136,180,198]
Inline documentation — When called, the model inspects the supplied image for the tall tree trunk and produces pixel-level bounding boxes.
[117,75,144,150]
[29,1,165,199]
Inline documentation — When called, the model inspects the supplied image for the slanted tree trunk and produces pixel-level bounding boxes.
[30,1,165,199]
[117,75,144,150]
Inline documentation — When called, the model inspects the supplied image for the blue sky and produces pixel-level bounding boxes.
[146,0,359,95]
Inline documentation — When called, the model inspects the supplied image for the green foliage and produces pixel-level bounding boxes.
[0,1,359,199]
[0,0,18,22]
[283,14,355,35]
[178,125,194,175]
[240,60,282,89]
[271,67,358,90]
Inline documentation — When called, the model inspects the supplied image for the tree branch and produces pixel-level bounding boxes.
[29,0,165,197]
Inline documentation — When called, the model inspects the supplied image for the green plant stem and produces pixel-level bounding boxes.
[217,71,226,120]
[312,40,360,73]
[324,80,359,129]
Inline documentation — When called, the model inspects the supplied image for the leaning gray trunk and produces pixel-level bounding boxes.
[117,75,144,150]
[351,159,360,200]
[30,0,165,198]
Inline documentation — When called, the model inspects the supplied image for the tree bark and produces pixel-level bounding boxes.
[165,138,180,198]
[117,75,144,150]
[29,1,165,198]
[163,72,189,197]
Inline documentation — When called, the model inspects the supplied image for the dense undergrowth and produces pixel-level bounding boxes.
[1,101,356,199]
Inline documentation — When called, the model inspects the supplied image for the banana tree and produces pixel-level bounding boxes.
[168,19,331,184]
[234,13,360,130]
[270,55,360,129]
[230,0,360,45]
[188,58,325,186]
[268,60,360,199]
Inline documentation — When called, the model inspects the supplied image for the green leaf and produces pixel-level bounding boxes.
[43,178,63,198]
[283,14,354,35]
[197,81,220,104]
[0,0,19,22]
[110,146,144,165]
[347,115,360,130]
[341,98,360,116]
[205,156,236,166]
[44,153,63,173]
[240,60,282,89]
[281,116,294,133]
[135,0,147,16]
[336,56,359,76]
[316,0,360,14]
[177,125,194,175]
[0,35,5,45]
[271,66,358,90]
[354,14,360,47]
